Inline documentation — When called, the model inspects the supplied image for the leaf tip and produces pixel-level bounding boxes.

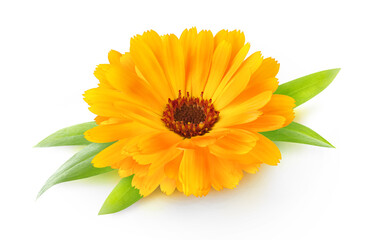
[331,68,341,76]
[36,190,44,200]
[98,205,115,215]
[319,139,335,148]
[36,185,49,199]
[34,140,45,148]
[98,208,109,216]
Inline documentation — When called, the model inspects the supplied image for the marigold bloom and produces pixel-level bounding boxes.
[83,28,295,197]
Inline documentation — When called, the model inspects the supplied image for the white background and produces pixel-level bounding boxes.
[1,0,380,239]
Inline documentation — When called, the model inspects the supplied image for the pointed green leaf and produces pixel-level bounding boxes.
[37,142,114,198]
[35,122,97,147]
[261,122,334,148]
[99,176,142,215]
[275,68,340,107]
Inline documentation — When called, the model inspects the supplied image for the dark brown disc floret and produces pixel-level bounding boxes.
[162,91,219,138]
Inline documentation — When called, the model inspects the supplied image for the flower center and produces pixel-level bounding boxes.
[162,91,219,138]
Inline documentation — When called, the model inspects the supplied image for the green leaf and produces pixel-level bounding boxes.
[275,68,340,107]
[261,122,334,148]
[37,142,114,198]
[98,176,142,215]
[35,122,97,147]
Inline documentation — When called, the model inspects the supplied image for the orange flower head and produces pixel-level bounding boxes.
[83,28,295,197]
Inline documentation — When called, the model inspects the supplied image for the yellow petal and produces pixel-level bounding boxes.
[179,148,211,197]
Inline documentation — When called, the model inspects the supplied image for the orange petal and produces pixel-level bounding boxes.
[209,153,243,190]
[133,147,183,176]
[164,154,182,179]
[108,50,122,65]
[214,30,245,60]
[162,34,186,93]
[208,129,258,157]
[215,110,262,128]
[136,131,183,154]
[94,116,109,125]
[216,91,273,127]
[249,57,280,87]
[238,51,263,75]
[188,30,214,95]
[237,114,286,132]
[179,148,211,197]
[94,64,113,88]
[83,87,130,105]
[190,129,229,147]
[212,43,250,102]
[203,40,232,99]
[130,33,174,101]
[84,87,161,119]
[180,27,198,92]
[114,101,166,130]
[118,158,136,178]
[88,103,124,119]
[160,177,177,195]
[213,63,251,109]
[249,133,281,166]
[104,64,163,114]
[261,94,295,126]
[91,139,130,168]
[241,163,261,174]
[231,57,280,105]
[119,52,135,71]
[132,169,165,197]
[84,121,152,143]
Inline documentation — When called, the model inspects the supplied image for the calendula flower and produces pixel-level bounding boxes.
[83,28,295,197]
